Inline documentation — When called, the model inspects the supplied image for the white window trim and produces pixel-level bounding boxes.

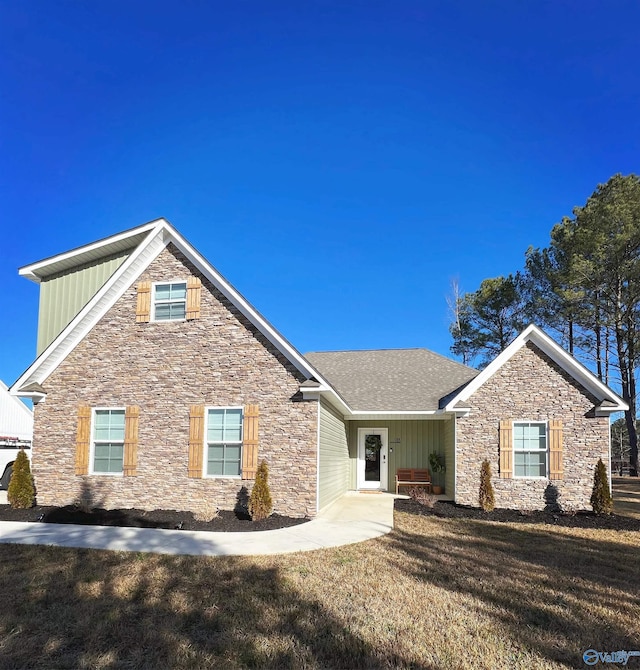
[89,407,126,476]
[203,406,244,479]
[151,279,188,323]
[512,420,549,479]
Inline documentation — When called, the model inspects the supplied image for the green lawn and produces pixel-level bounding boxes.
[0,505,638,669]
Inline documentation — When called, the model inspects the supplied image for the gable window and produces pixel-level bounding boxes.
[206,408,243,476]
[153,282,187,321]
[513,422,547,477]
[92,409,125,474]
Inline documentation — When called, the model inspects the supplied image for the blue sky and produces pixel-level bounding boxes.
[2,1,639,386]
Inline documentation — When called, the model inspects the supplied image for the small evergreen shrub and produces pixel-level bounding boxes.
[249,460,273,521]
[590,458,613,514]
[479,459,495,512]
[7,449,35,509]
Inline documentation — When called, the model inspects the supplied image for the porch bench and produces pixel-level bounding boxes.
[395,468,432,494]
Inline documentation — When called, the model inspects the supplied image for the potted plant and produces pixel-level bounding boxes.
[429,452,446,495]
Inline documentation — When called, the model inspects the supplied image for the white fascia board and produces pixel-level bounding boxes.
[12,219,337,395]
[444,324,628,412]
[11,223,165,393]
[345,410,441,421]
[19,220,161,283]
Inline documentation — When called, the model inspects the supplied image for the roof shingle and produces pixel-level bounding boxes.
[304,349,478,411]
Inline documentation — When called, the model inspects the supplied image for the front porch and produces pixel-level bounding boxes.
[347,418,455,499]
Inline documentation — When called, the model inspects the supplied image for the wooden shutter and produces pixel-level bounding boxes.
[499,419,513,479]
[188,405,205,478]
[136,281,151,323]
[242,405,259,480]
[548,419,563,480]
[123,406,139,477]
[75,405,91,475]
[186,277,202,320]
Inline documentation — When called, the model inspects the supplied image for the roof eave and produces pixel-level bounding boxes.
[18,219,162,283]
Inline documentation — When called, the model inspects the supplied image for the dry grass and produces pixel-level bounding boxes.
[0,509,638,669]
[613,476,640,520]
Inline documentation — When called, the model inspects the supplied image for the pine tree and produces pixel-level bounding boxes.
[249,460,273,521]
[479,459,495,512]
[7,449,35,509]
[590,458,613,514]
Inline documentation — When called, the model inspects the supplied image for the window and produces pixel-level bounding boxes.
[153,282,187,321]
[92,409,125,473]
[206,408,243,476]
[513,422,547,477]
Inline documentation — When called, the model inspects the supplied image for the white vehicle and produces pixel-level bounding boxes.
[0,381,33,490]
[0,437,31,489]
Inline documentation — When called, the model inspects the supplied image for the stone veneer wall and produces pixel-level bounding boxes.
[33,244,319,517]
[455,342,610,511]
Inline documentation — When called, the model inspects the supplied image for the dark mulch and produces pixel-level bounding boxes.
[0,504,309,533]
[396,498,640,531]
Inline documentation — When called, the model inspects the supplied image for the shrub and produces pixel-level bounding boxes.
[479,459,495,512]
[590,458,613,514]
[7,449,35,509]
[408,487,436,509]
[194,503,220,522]
[249,460,273,521]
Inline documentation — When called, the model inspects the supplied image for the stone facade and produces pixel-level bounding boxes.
[33,245,319,518]
[455,342,610,511]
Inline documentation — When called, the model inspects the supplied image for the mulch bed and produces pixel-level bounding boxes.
[0,504,309,533]
[396,498,640,531]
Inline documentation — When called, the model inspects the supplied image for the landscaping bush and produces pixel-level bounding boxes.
[479,459,495,512]
[249,460,273,521]
[407,486,436,508]
[590,457,613,514]
[7,449,35,509]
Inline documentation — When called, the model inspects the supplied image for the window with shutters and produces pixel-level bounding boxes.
[153,281,187,321]
[91,408,125,474]
[513,421,547,477]
[205,407,243,477]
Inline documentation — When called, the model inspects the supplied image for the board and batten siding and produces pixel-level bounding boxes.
[37,250,133,354]
[347,420,446,491]
[318,399,350,511]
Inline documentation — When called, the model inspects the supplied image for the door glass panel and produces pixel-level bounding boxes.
[364,434,382,482]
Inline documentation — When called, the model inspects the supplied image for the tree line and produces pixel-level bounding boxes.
[449,174,640,476]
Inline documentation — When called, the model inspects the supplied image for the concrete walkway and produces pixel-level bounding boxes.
[0,492,395,557]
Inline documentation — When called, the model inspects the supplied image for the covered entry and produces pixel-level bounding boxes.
[357,428,388,490]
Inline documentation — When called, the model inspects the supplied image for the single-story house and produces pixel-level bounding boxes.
[10,219,627,516]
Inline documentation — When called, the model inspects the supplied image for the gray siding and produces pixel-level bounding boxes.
[348,420,445,491]
[318,399,350,511]
[37,250,132,354]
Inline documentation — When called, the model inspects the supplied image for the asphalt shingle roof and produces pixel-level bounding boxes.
[304,349,479,412]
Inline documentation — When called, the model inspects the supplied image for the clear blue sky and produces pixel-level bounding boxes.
[1,1,639,386]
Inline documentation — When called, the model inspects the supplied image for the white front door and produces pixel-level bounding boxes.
[357,428,388,490]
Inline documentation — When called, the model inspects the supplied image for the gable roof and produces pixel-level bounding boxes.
[304,349,478,412]
[11,219,336,401]
[443,324,628,414]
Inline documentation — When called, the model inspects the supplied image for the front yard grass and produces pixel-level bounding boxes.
[613,476,640,520]
[0,509,638,669]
